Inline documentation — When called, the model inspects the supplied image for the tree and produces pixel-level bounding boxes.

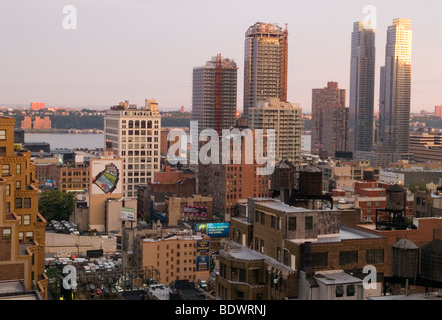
[39,190,76,221]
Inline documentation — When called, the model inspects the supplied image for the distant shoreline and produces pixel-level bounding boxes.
[23,129,103,134]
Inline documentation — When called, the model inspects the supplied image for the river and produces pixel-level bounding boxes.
[24,132,312,152]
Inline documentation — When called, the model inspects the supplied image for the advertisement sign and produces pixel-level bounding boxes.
[196,222,229,238]
[45,179,55,188]
[183,205,207,217]
[91,159,123,195]
[121,207,135,221]
[196,240,210,272]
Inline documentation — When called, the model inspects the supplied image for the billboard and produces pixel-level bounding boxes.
[91,159,123,195]
[196,240,210,272]
[183,205,207,218]
[196,222,229,238]
[121,207,135,221]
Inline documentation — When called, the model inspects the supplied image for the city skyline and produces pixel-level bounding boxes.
[1,1,441,113]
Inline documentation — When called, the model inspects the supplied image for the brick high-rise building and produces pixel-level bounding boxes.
[435,105,442,118]
[311,82,348,159]
[0,116,48,299]
[20,116,32,130]
[30,102,45,111]
[243,22,288,119]
[192,54,238,134]
[198,128,272,221]
[33,116,51,130]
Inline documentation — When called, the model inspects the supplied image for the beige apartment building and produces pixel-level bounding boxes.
[104,99,162,198]
[139,233,211,285]
[248,97,303,168]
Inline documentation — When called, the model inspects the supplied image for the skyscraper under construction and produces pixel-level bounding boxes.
[243,22,288,119]
[192,54,238,134]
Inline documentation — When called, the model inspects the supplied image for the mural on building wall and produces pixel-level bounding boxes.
[91,160,123,195]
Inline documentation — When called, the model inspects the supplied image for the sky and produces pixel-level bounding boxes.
[1,0,441,113]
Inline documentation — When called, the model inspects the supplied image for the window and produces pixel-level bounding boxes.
[305,216,313,230]
[25,231,33,242]
[5,184,10,196]
[24,198,31,208]
[239,269,246,282]
[339,251,358,266]
[366,249,384,264]
[271,215,276,229]
[288,217,296,231]
[277,247,281,262]
[312,252,328,268]
[0,147,5,156]
[16,164,21,175]
[5,202,10,213]
[283,249,289,266]
[260,212,265,225]
[347,284,355,297]
[23,214,31,226]
[336,286,344,298]
[15,198,22,208]
[2,164,10,175]
[0,129,6,140]
[16,181,21,190]
[236,291,244,300]
[2,228,11,240]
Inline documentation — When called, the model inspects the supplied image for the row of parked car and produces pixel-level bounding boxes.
[47,220,79,235]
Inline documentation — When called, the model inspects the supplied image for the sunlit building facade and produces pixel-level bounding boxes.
[349,21,376,153]
[378,18,412,154]
[243,22,288,119]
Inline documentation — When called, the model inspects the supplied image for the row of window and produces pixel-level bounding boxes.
[311,249,384,268]
[1,229,33,243]
[288,216,313,231]
[5,199,32,212]
[2,163,22,176]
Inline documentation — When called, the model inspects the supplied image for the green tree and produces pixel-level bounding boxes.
[38,190,76,221]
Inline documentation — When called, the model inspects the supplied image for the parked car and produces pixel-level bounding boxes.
[116,285,124,292]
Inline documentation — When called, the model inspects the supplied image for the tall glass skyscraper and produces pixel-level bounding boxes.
[378,18,413,154]
[243,22,288,119]
[349,21,376,152]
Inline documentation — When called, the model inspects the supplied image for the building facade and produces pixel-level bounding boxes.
[139,233,211,286]
[248,98,303,168]
[311,82,348,159]
[378,18,413,154]
[243,22,288,119]
[349,21,376,153]
[0,116,48,299]
[104,99,162,198]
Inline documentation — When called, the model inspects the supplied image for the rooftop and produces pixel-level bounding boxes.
[314,270,363,285]
[290,225,383,245]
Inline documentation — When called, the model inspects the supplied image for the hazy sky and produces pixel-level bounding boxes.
[1,0,441,113]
